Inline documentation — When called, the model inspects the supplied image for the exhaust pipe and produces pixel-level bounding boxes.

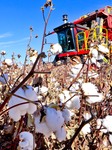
[63,14,68,23]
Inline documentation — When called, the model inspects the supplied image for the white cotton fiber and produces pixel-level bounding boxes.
[24,86,38,101]
[19,131,35,150]
[55,127,66,142]
[34,115,52,137]
[46,107,64,132]
[62,109,74,123]
[49,43,62,55]
[9,108,21,122]
[102,115,112,132]
[81,82,103,103]
[27,103,37,114]
[81,123,91,135]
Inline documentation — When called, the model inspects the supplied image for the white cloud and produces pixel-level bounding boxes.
[0,37,29,46]
[0,33,13,39]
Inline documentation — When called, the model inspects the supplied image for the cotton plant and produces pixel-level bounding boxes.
[81,82,104,104]
[19,131,36,150]
[8,86,37,122]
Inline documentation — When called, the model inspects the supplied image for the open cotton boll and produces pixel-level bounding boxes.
[4,59,13,66]
[86,93,103,103]
[90,48,98,59]
[69,82,80,93]
[19,131,35,150]
[24,86,37,114]
[102,115,112,132]
[8,87,29,110]
[24,86,38,101]
[98,45,109,54]
[70,95,80,109]
[55,127,66,142]
[81,123,91,135]
[81,82,103,103]
[39,86,48,96]
[34,115,52,137]
[46,107,64,132]
[49,43,62,55]
[70,64,82,77]
[8,88,29,121]
[59,90,71,104]
[62,109,74,123]
[0,73,8,84]
[27,103,37,114]
[81,82,98,95]
[83,111,92,120]
[9,108,21,122]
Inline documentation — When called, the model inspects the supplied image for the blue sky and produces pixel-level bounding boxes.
[0,0,112,63]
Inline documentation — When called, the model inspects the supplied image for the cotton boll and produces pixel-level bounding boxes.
[70,64,82,78]
[27,103,37,114]
[86,93,103,103]
[59,90,70,104]
[90,48,98,59]
[81,123,91,135]
[81,82,104,103]
[9,108,21,122]
[0,73,8,84]
[55,127,66,142]
[102,115,112,132]
[34,87,39,93]
[81,82,97,95]
[19,131,34,150]
[24,86,38,101]
[59,93,65,104]
[69,82,80,93]
[98,45,109,54]
[83,111,92,120]
[4,59,13,66]
[62,109,74,123]
[39,86,48,96]
[34,115,52,137]
[46,107,64,132]
[49,43,62,55]
[70,95,80,109]
[8,88,29,111]
[8,88,29,121]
